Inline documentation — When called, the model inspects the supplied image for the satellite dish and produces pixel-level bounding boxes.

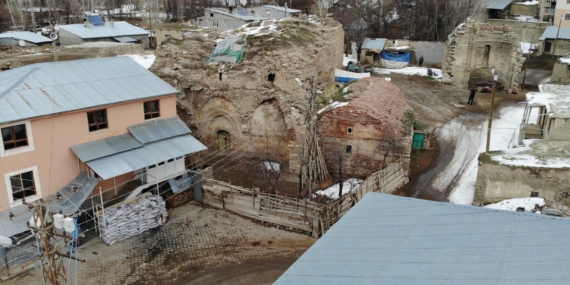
[49,32,58,40]
[18,40,25,47]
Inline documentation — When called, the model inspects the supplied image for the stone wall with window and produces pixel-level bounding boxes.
[551,59,570,84]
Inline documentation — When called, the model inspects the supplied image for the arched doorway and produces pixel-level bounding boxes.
[483,45,490,69]
[217,130,231,150]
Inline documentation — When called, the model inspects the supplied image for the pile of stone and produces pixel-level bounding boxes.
[99,195,167,245]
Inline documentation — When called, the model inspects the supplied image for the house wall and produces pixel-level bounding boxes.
[0,38,41,47]
[58,29,149,48]
[487,19,548,43]
[250,7,299,19]
[540,0,556,22]
[58,29,85,45]
[554,3,570,28]
[541,38,570,55]
[196,11,248,31]
[546,117,570,140]
[511,3,538,17]
[474,163,570,207]
[550,62,570,84]
[0,95,177,209]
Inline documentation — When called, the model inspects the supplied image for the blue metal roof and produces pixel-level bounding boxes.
[58,21,149,39]
[275,193,570,285]
[70,133,143,162]
[539,26,570,41]
[86,134,206,180]
[487,0,512,10]
[114,36,137,43]
[205,8,267,21]
[128,117,192,144]
[0,31,52,43]
[262,5,302,13]
[362,38,387,50]
[0,57,179,125]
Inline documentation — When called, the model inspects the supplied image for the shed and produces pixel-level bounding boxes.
[58,17,150,48]
[276,192,570,284]
[359,38,387,64]
[0,32,52,47]
[194,8,267,32]
[539,26,570,55]
[487,0,512,19]
[551,55,570,84]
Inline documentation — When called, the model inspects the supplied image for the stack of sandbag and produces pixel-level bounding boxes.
[99,195,167,245]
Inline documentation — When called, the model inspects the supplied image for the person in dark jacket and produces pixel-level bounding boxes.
[468,88,476,105]
[419,55,424,67]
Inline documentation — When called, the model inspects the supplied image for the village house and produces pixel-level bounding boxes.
[486,0,512,19]
[359,38,387,65]
[0,31,52,47]
[551,54,570,84]
[317,77,413,178]
[275,192,570,284]
[540,0,557,23]
[0,57,205,277]
[539,26,570,55]
[58,15,150,48]
[553,0,570,28]
[250,5,302,19]
[193,8,268,31]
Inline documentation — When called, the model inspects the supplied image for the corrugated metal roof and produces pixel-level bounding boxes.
[86,134,206,180]
[0,57,179,125]
[362,38,387,50]
[0,173,97,239]
[539,26,570,41]
[58,21,149,39]
[262,5,302,13]
[70,133,143,162]
[275,193,570,285]
[0,31,53,43]
[114,36,137,43]
[128,117,191,144]
[486,0,512,10]
[205,8,268,21]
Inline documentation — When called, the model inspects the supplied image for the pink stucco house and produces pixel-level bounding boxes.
[0,57,205,250]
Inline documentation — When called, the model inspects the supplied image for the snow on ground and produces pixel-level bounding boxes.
[519,42,538,54]
[263,161,281,171]
[490,139,570,168]
[228,20,279,37]
[513,15,540,22]
[318,101,349,114]
[373,67,443,79]
[485,197,544,212]
[343,54,357,67]
[342,86,349,93]
[518,0,539,5]
[315,179,362,199]
[560,57,570,64]
[121,54,156,69]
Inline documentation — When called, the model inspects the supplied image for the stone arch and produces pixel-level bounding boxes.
[250,99,288,155]
[199,97,242,149]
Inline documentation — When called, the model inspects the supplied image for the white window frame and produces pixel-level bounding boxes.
[0,120,35,158]
[213,20,219,27]
[4,166,42,207]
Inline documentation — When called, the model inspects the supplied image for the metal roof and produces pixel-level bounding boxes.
[362,38,387,50]
[0,31,52,43]
[86,134,206,180]
[58,21,149,39]
[70,133,143,162]
[275,193,570,285]
[539,26,570,41]
[128,117,191,144]
[205,8,268,21]
[262,5,302,13]
[114,36,137,43]
[486,0,512,10]
[0,173,97,239]
[0,57,179,125]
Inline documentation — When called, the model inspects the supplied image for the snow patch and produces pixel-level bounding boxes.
[519,42,538,54]
[121,54,156,69]
[373,67,443,79]
[318,101,349,114]
[485,197,545,212]
[314,179,362,199]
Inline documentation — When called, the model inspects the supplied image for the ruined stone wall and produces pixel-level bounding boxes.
[551,62,570,85]
[442,20,525,89]
[510,3,538,17]
[474,163,570,207]
[487,19,548,43]
[151,18,344,174]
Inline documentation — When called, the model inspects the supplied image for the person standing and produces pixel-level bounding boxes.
[419,55,424,67]
[468,88,476,105]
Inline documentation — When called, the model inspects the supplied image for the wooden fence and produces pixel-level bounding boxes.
[202,159,408,238]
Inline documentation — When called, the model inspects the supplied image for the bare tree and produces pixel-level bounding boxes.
[323,138,351,197]
[379,121,404,169]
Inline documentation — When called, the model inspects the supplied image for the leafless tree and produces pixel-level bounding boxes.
[379,121,404,169]
[323,137,352,197]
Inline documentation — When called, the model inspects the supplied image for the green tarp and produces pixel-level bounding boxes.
[207,37,247,64]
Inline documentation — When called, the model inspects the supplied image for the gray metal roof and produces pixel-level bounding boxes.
[486,0,512,10]
[86,134,206,180]
[128,117,191,144]
[362,38,387,50]
[262,5,302,13]
[275,193,570,285]
[0,31,52,43]
[539,26,570,41]
[114,36,137,43]
[70,134,143,162]
[205,8,267,21]
[0,56,179,125]
[0,173,97,239]
[58,21,149,39]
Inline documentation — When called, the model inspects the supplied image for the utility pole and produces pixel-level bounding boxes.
[552,15,563,57]
[521,35,535,92]
[13,196,85,285]
[485,72,498,153]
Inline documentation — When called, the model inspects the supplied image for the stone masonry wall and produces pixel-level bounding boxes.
[487,19,548,43]
[510,3,538,17]
[151,18,344,174]
[551,61,570,85]
[474,163,570,207]
[442,20,525,89]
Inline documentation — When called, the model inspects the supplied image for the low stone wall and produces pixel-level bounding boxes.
[551,62,570,84]
[510,3,538,17]
[474,163,570,207]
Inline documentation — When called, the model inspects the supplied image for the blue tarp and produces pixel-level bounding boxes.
[381,51,411,62]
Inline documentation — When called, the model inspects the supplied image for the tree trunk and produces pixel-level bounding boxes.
[338,157,343,197]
